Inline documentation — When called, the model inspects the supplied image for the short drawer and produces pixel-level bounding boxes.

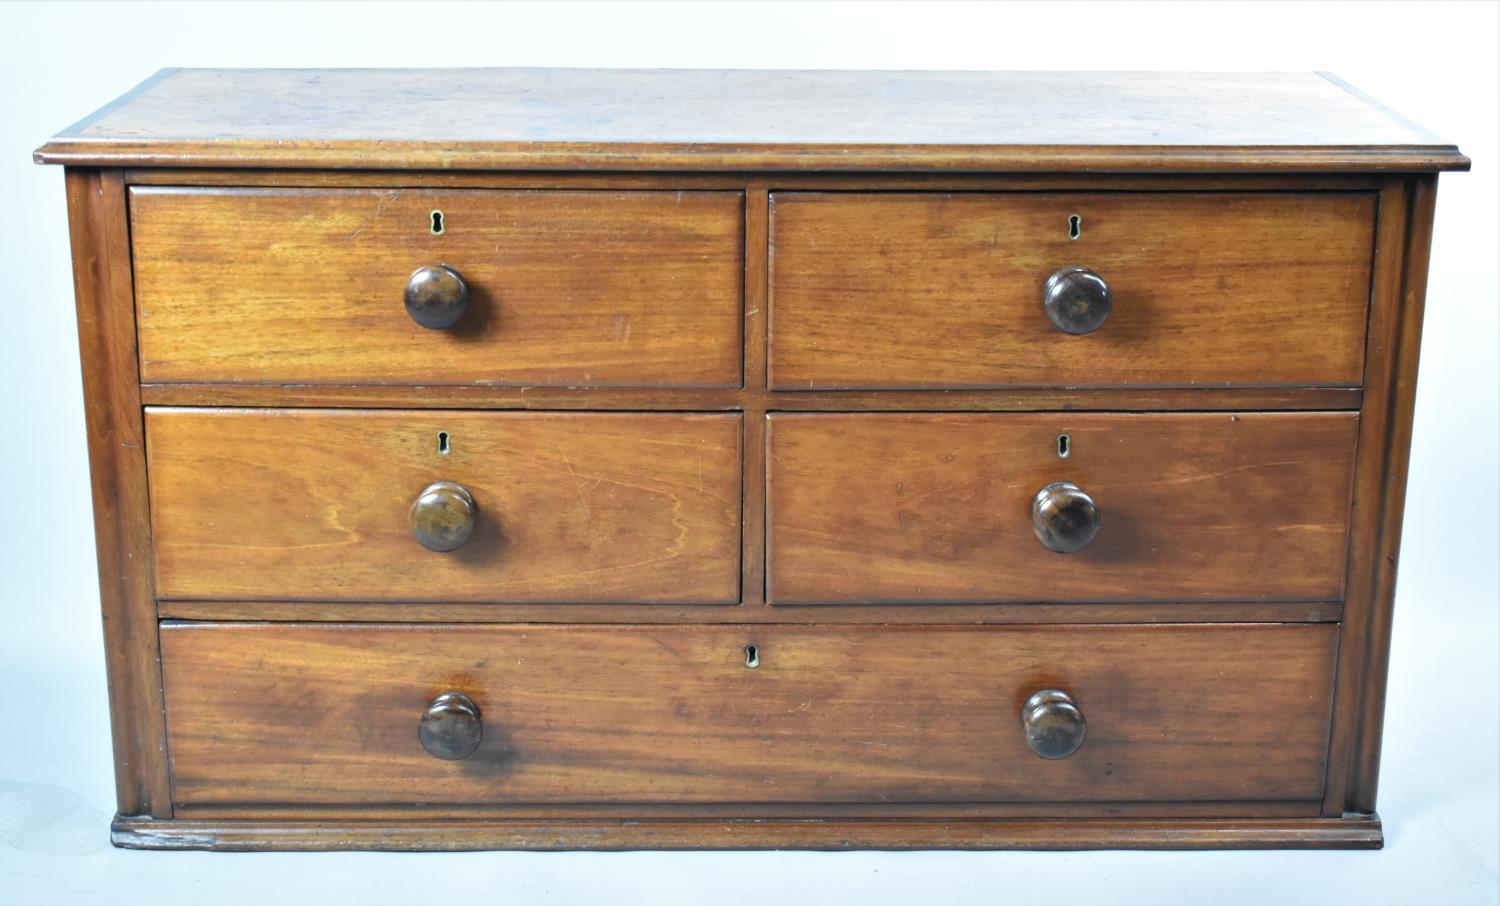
[768,412,1357,603]
[145,409,741,603]
[161,622,1338,808]
[130,188,743,386]
[769,192,1375,389]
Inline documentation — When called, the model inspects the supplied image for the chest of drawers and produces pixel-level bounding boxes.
[36,68,1467,851]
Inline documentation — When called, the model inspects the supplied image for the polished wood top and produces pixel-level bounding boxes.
[35,68,1467,172]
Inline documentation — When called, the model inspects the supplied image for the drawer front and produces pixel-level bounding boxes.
[146,409,741,603]
[130,188,743,386]
[161,622,1337,807]
[768,412,1357,604]
[769,192,1375,389]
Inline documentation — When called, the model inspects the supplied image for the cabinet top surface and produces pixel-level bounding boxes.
[35,67,1467,172]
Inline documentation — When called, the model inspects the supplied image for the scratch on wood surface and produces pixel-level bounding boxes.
[556,445,592,519]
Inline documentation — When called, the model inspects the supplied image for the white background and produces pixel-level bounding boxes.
[1,2,1496,904]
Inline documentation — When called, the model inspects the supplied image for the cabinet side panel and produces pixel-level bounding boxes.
[64,167,170,818]
[1348,176,1440,813]
[1323,175,1438,816]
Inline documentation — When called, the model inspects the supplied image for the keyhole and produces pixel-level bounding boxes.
[430,210,445,235]
[1067,214,1082,240]
[744,644,759,669]
[437,431,451,455]
[1057,433,1071,459]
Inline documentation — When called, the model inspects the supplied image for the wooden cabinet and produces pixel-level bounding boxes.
[37,68,1465,851]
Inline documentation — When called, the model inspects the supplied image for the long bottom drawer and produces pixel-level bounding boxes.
[160,622,1337,809]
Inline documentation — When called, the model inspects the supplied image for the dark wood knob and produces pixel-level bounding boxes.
[1031,481,1100,553]
[404,264,469,329]
[409,481,476,552]
[1042,266,1111,335]
[419,691,482,761]
[1022,689,1086,759]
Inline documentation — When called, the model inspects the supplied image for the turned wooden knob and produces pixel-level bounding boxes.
[1031,481,1100,553]
[1042,266,1111,335]
[1021,689,1086,759]
[404,264,469,329]
[419,691,482,760]
[409,481,476,552]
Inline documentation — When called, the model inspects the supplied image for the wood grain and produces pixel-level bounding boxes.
[35,69,1467,172]
[769,192,1376,389]
[159,622,1338,807]
[110,814,1385,851]
[64,168,172,818]
[129,187,743,386]
[1324,176,1442,816]
[36,68,1465,851]
[137,383,1364,412]
[154,600,1343,626]
[116,168,1388,192]
[1348,176,1440,813]
[145,409,741,603]
[768,412,1358,603]
[742,183,770,607]
[169,800,1321,822]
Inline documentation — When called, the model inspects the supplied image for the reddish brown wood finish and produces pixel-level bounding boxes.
[110,814,1385,852]
[1348,176,1440,813]
[64,169,172,819]
[768,413,1359,604]
[741,183,771,608]
[166,801,1322,821]
[160,622,1338,808]
[769,192,1376,389]
[119,168,1390,191]
[136,384,1363,412]
[154,600,1343,625]
[41,70,1461,851]
[1323,176,1442,817]
[129,188,743,387]
[145,409,741,603]
[169,800,1323,822]
[36,69,1468,173]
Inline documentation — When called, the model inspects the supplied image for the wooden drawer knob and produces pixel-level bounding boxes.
[1042,266,1111,335]
[1022,689,1086,759]
[409,481,477,552]
[419,691,483,760]
[404,264,470,329]
[1031,480,1101,553]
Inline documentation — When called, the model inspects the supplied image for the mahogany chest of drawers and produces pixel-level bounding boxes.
[36,68,1467,851]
